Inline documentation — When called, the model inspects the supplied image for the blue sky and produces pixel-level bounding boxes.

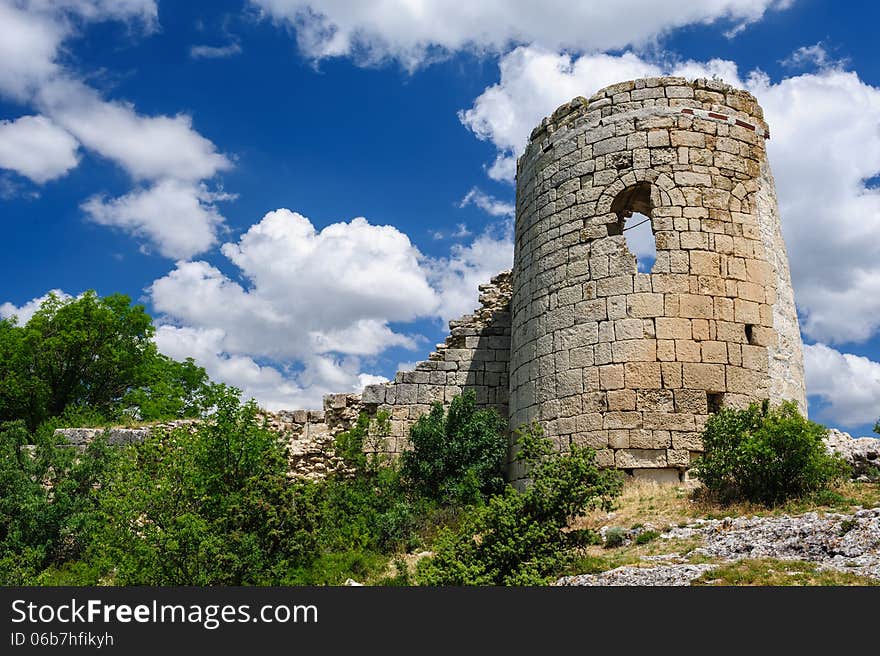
[1,0,879,435]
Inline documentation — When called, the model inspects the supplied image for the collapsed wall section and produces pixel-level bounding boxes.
[357,270,512,451]
[54,272,513,479]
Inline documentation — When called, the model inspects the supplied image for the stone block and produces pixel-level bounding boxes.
[657,339,676,361]
[734,298,761,324]
[637,389,675,412]
[603,411,642,430]
[594,449,616,468]
[701,341,728,364]
[361,384,386,405]
[629,429,670,449]
[690,251,721,276]
[661,362,683,388]
[597,276,634,297]
[671,431,704,451]
[624,361,662,389]
[674,339,702,362]
[599,364,625,390]
[647,130,670,147]
[607,389,637,411]
[691,318,710,341]
[674,171,712,187]
[656,317,692,340]
[614,318,644,340]
[682,363,726,392]
[615,449,668,468]
[670,130,704,147]
[678,294,714,319]
[627,293,665,317]
[674,389,708,414]
[612,339,657,362]
[666,449,690,467]
[642,412,695,431]
[572,430,609,449]
[576,413,605,432]
[726,366,763,395]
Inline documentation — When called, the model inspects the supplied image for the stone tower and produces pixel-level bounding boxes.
[508,77,806,483]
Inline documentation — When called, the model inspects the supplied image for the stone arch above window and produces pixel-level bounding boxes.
[607,182,658,273]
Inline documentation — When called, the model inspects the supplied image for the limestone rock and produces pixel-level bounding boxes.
[823,429,880,480]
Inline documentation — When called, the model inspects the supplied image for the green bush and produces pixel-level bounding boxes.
[603,527,627,549]
[416,423,623,585]
[692,400,848,506]
[401,390,507,505]
[0,420,117,584]
[93,387,321,585]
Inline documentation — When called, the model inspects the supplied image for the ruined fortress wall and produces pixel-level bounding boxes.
[57,78,808,484]
[353,270,512,452]
[509,77,806,482]
[56,274,513,479]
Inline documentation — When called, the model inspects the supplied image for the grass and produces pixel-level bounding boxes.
[572,479,880,534]
[572,479,699,531]
[558,535,705,577]
[692,559,878,586]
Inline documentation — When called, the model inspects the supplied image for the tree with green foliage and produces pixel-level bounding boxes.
[692,400,848,506]
[0,420,117,584]
[401,390,508,505]
[416,423,623,585]
[94,386,320,585]
[0,291,217,430]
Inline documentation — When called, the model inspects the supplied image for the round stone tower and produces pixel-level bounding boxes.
[509,77,806,483]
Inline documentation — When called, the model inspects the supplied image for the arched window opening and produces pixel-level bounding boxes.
[609,182,657,273]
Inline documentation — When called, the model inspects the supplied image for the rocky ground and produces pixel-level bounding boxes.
[558,430,880,586]
[558,507,880,585]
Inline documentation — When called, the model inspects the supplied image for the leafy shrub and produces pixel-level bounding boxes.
[692,400,848,506]
[838,518,858,536]
[603,527,627,549]
[416,423,623,585]
[0,420,117,584]
[94,387,322,585]
[634,530,660,545]
[401,391,508,505]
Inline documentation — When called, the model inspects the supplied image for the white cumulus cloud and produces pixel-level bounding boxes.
[0,289,72,325]
[36,78,231,183]
[81,180,233,259]
[459,187,514,217]
[150,209,438,361]
[147,208,518,407]
[251,0,792,69]
[0,0,232,259]
[0,115,79,183]
[804,343,880,430]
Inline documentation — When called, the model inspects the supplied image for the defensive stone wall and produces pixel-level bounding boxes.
[358,270,512,451]
[55,78,808,486]
[55,271,514,478]
[508,76,806,483]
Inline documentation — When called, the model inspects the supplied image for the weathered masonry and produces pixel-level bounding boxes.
[507,76,805,482]
[59,78,807,484]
